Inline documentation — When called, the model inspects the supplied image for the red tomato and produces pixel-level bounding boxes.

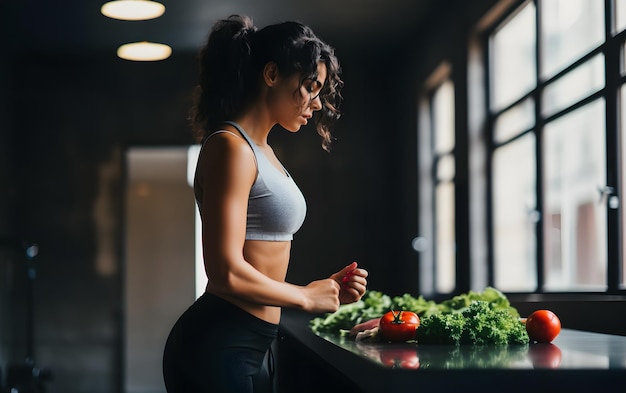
[379,347,420,369]
[378,310,420,342]
[525,310,561,343]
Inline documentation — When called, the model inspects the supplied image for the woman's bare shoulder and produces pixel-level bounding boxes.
[196,130,256,183]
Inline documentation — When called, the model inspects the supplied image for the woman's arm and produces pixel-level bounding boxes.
[197,133,340,313]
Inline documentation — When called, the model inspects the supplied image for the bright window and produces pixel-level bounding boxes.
[418,0,626,295]
[433,81,456,293]
[486,0,621,292]
[543,100,607,290]
[418,75,456,295]
[492,133,537,291]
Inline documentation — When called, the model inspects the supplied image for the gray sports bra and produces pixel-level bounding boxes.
[195,121,307,241]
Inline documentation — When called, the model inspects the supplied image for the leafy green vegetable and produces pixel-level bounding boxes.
[309,291,391,335]
[414,312,465,345]
[438,287,519,317]
[390,293,440,318]
[310,287,528,345]
[416,301,529,345]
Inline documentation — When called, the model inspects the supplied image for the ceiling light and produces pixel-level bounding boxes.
[101,0,165,21]
[117,42,172,61]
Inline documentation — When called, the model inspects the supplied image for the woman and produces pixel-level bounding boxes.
[162,15,368,393]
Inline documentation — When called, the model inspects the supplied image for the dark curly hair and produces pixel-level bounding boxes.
[189,15,343,151]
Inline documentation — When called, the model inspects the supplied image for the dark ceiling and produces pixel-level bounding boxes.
[5,0,437,55]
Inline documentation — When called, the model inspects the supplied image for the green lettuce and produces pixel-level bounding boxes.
[310,287,528,345]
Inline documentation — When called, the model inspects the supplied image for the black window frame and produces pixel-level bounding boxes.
[484,0,625,295]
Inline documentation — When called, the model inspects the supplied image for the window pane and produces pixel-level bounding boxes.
[490,2,536,111]
[542,54,605,117]
[433,80,455,153]
[540,0,604,79]
[543,100,607,291]
[436,154,455,182]
[616,0,626,33]
[493,134,537,292]
[494,98,535,143]
[435,182,455,293]
[620,85,626,288]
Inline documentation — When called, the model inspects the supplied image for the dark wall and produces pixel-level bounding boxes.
[280,43,420,295]
[1,52,197,392]
[1,47,25,388]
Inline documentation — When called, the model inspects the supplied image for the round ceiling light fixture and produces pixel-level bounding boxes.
[117,42,172,61]
[101,0,165,21]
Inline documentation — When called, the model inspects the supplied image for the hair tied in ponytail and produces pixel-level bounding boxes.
[233,23,257,55]
[242,26,257,39]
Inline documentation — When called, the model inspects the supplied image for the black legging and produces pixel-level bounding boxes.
[163,293,278,393]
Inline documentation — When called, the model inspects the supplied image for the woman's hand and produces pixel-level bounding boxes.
[331,261,368,304]
[301,279,341,313]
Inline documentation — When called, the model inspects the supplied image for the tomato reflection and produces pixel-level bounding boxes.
[378,347,420,369]
[528,342,562,369]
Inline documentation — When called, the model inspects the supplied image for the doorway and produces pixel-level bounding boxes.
[124,146,196,393]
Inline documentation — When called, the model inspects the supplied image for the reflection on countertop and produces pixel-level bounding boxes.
[314,327,625,370]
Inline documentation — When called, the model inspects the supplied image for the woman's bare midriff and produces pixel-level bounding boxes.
[206,240,292,324]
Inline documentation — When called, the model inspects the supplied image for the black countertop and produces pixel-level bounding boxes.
[278,309,626,393]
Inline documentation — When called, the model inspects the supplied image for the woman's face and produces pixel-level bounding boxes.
[269,61,326,132]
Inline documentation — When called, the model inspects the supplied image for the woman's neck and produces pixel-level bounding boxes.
[233,111,274,147]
